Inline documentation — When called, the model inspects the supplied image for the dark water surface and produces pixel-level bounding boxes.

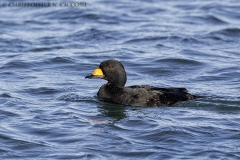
[1,0,240,159]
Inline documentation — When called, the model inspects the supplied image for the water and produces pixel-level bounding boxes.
[0,0,240,159]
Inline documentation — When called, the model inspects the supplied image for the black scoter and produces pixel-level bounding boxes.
[85,60,196,107]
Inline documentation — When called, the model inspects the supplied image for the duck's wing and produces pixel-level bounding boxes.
[128,85,188,93]
[127,85,196,106]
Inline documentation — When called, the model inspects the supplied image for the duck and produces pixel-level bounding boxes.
[85,60,196,107]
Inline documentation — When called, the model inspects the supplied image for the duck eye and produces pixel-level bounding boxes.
[107,65,113,69]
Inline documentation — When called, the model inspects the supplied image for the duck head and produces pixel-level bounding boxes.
[85,60,127,88]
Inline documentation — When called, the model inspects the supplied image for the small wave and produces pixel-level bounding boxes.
[0,93,13,98]
[206,15,228,24]
[29,46,64,52]
[194,97,240,109]
[155,58,203,66]
[0,60,35,70]
[67,28,122,42]
[0,38,32,52]
[124,36,169,44]
[209,28,240,38]
[57,93,95,102]
[0,109,20,117]
[25,87,60,95]
[44,57,75,64]
[179,15,227,25]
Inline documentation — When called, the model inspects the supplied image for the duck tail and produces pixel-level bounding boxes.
[187,94,204,100]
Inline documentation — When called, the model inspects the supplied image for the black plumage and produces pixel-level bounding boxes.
[85,60,196,107]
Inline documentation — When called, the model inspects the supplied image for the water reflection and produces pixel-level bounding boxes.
[97,102,127,121]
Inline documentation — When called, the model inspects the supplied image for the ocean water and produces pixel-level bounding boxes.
[0,0,240,159]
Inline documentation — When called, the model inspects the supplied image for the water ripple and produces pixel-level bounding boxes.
[0,0,240,159]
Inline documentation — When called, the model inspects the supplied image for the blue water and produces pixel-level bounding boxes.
[0,0,240,159]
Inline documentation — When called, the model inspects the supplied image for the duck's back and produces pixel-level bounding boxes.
[98,84,196,107]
